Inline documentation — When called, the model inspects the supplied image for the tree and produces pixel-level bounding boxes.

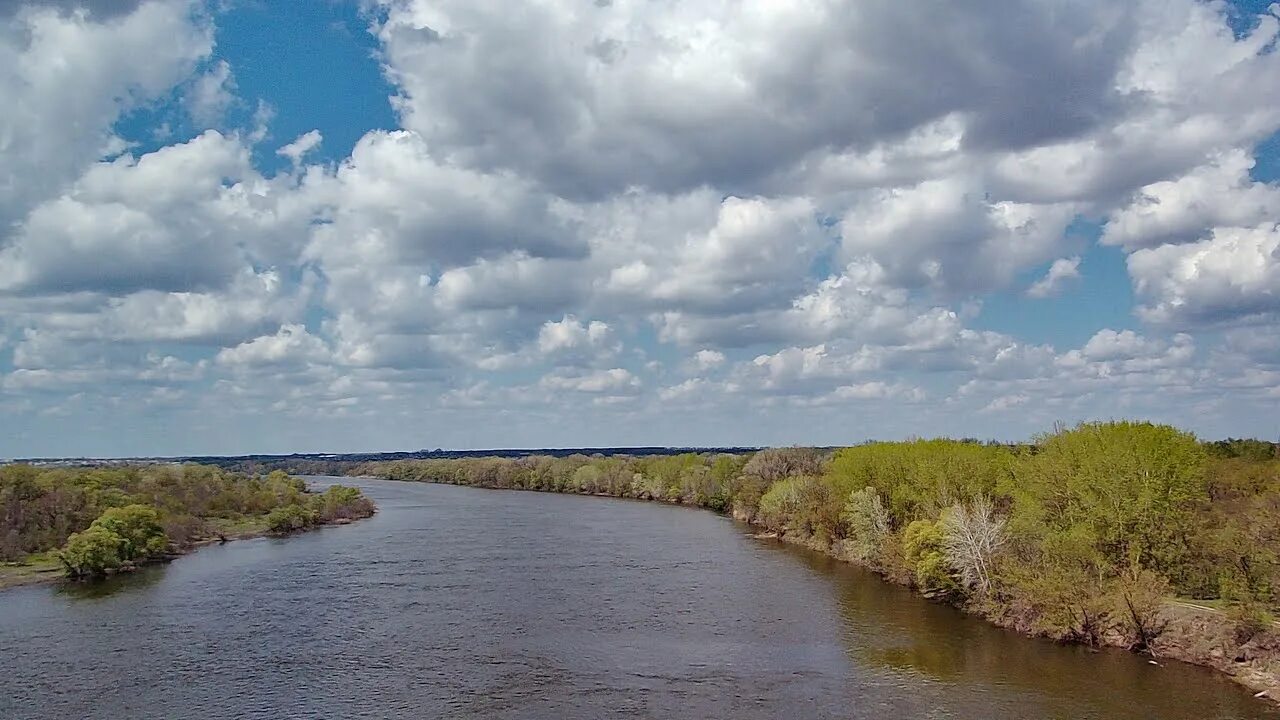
[58,526,125,578]
[742,448,827,483]
[840,487,891,565]
[940,496,1006,596]
[266,504,316,533]
[903,519,958,598]
[1011,422,1207,578]
[91,504,168,562]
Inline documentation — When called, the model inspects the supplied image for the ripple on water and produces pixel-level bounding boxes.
[0,479,1276,720]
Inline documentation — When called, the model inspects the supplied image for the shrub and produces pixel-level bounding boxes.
[903,519,958,598]
[92,504,168,561]
[266,504,317,534]
[58,526,125,578]
[841,487,891,565]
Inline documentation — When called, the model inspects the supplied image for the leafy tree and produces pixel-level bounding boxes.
[59,526,125,578]
[903,519,958,598]
[840,487,891,565]
[92,504,168,561]
[266,504,317,533]
[1010,422,1207,579]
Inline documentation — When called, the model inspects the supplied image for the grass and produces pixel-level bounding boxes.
[205,515,273,538]
[0,552,64,590]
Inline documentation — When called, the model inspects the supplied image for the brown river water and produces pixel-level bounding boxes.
[0,478,1274,719]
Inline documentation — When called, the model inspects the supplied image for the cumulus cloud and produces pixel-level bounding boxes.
[1027,257,1082,299]
[1103,150,1280,250]
[0,0,213,231]
[374,0,1133,198]
[0,130,305,296]
[185,59,236,128]
[277,130,323,165]
[541,368,640,395]
[216,324,332,367]
[1129,224,1280,327]
[6,0,1280,452]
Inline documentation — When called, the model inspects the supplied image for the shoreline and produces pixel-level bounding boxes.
[381,477,1280,706]
[0,513,374,593]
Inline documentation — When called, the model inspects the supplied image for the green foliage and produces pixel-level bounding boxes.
[266,504,318,534]
[757,476,839,541]
[1011,422,1207,579]
[2,464,374,576]
[840,487,891,565]
[903,519,959,597]
[827,440,1013,526]
[58,526,125,578]
[1206,438,1277,462]
[309,485,376,523]
[92,505,168,561]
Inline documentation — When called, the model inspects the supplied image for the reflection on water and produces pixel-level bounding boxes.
[54,563,167,601]
[0,478,1274,720]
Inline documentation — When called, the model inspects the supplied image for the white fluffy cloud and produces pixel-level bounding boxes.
[1130,223,1280,326]
[0,0,213,230]
[1103,150,1280,250]
[4,0,1280,453]
[1027,257,1082,299]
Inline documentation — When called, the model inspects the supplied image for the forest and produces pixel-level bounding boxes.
[364,422,1280,652]
[0,464,374,580]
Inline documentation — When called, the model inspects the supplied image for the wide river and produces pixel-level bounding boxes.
[1,478,1275,719]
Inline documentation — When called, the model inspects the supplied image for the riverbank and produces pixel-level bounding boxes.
[0,510,376,592]
[753,516,1280,703]
[369,469,1280,706]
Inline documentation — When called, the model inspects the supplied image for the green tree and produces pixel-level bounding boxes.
[266,504,317,533]
[903,519,959,598]
[1011,422,1207,578]
[58,526,125,578]
[92,504,169,561]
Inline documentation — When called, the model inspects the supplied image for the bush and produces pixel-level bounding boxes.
[903,519,958,598]
[310,485,375,522]
[92,504,168,561]
[266,504,317,534]
[58,526,125,578]
[841,487,891,565]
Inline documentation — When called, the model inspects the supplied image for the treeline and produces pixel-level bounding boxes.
[0,464,374,578]
[364,422,1280,650]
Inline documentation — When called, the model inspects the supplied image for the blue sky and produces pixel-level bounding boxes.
[1,0,1279,457]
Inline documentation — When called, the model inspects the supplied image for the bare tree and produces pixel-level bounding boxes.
[742,447,828,482]
[940,496,1006,596]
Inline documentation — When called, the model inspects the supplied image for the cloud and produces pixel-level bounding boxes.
[540,367,640,395]
[185,59,236,128]
[691,350,725,371]
[840,175,1079,294]
[1129,223,1280,327]
[1027,257,1082,298]
[1102,150,1280,250]
[6,0,1280,452]
[374,0,1133,198]
[0,131,286,296]
[0,0,213,231]
[216,324,332,367]
[277,130,323,164]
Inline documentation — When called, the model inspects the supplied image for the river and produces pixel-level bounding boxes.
[0,478,1273,719]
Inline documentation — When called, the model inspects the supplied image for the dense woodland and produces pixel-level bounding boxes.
[365,422,1280,650]
[0,464,374,578]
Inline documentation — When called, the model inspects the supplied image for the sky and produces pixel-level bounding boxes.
[1,0,1279,457]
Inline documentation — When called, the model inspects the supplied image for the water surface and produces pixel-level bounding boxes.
[1,478,1272,719]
